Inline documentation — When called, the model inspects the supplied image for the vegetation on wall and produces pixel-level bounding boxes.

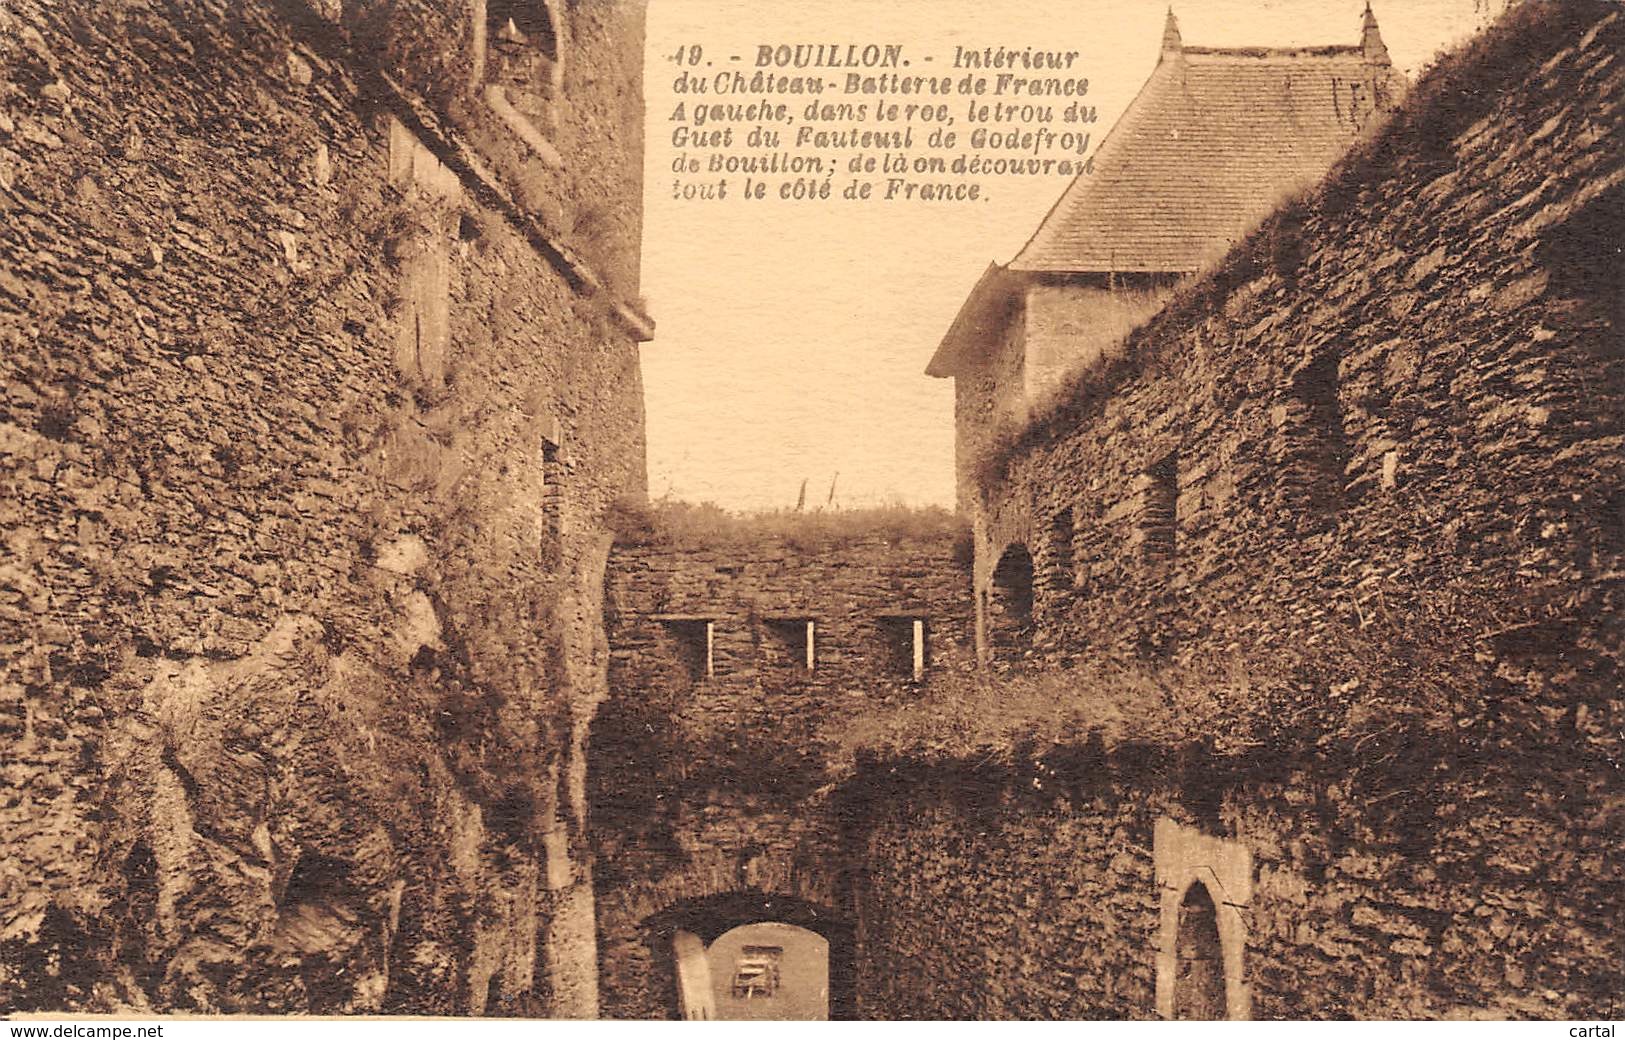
[608,496,970,554]
[837,568,1619,831]
[974,0,1611,491]
[587,656,839,885]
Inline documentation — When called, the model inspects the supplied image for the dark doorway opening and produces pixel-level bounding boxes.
[1173,882,1226,1020]
[989,544,1035,666]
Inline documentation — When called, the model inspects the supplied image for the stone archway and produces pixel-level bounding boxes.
[1153,817,1252,1020]
[594,845,850,1020]
[677,919,831,1020]
[642,890,854,1021]
[987,543,1035,666]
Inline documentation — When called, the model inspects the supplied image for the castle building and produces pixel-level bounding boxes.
[586,3,1620,1020]
[7,0,1620,1021]
[594,1,1623,1021]
[928,7,1402,517]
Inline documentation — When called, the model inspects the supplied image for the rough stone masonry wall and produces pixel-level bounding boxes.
[908,1,1623,1019]
[855,756,1617,1020]
[978,4,1624,697]
[852,772,1172,1020]
[343,0,647,299]
[593,533,974,1018]
[0,0,645,1016]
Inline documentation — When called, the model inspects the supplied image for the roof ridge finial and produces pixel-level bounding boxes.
[1161,7,1183,62]
[1361,3,1391,65]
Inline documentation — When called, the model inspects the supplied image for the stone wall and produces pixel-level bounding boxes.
[606,2,1619,1022]
[851,771,1167,1020]
[592,529,974,1018]
[606,533,976,718]
[974,4,1623,691]
[0,0,647,1015]
[852,752,1619,1019]
[854,0,1622,1021]
[343,0,647,300]
[586,5,1620,1021]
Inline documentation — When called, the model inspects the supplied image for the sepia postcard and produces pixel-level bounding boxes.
[0,0,1620,1027]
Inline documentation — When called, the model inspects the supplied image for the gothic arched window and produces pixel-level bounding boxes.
[481,0,564,155]
[487,0,559,79]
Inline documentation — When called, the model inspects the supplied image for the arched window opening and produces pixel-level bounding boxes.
[484,973,507,1017]
[487,0,559,64]
[482,0,564,153]
[1275,353,1347,523]
[119,842,159,979]
[989,544,1034,666]
[486,0,560,103]
[1142,452,1178,563]
[1173,883,1226,1020]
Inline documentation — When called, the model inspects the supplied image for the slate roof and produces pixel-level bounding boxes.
[1012,13,1402,274]
[928,8,1402,376]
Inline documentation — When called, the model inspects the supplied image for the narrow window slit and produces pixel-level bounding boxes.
[1142,453,1178,563]
[1276,352,1348,520]
[1049,506,1075,592]
[763,617,816,673]
[879,616,929,682]
[540,432,565,563]
[660,618,714,681]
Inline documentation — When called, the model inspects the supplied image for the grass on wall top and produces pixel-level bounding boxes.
[608,496,970,552]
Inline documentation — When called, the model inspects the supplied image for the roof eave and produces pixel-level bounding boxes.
[926,263,1024,378]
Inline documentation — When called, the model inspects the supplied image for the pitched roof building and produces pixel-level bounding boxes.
[1013,6,1400,275]
[929,7,1403,512]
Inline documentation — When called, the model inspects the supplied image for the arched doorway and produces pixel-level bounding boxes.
[988,543,1034,665]
[1172,882,1225,1020]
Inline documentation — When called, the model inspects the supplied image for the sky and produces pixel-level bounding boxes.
[637,0,1495,513]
